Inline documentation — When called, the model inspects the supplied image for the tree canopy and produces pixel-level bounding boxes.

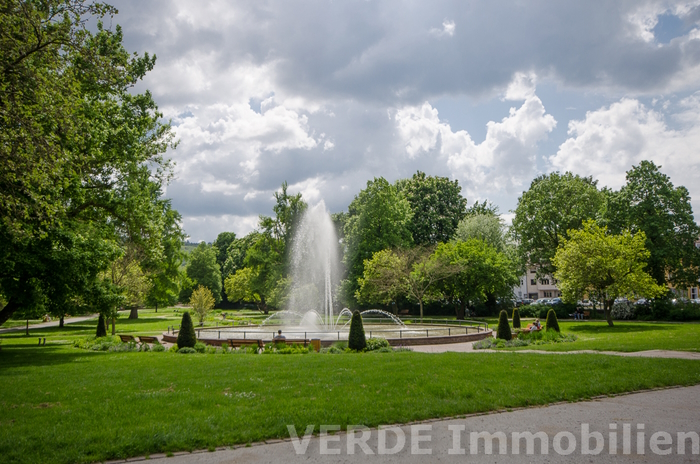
[511,172,604,277]
[396,171,467,245]
[183,243,222,304]
[342,177,413,305]
[0,1,178,326]
[552,221,666,326]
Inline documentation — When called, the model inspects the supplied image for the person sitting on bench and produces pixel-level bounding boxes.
[273,330,286,341]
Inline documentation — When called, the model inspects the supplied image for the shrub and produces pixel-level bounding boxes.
[545,309,560,332]
[95,314,107,338]
[611,301,636,320]
[169,344,179,353]
[365,337,390,352]
[496,310,511,340]
[348,310,366,351]
[512,308,521,329]
[140,343,151,352]
[176,312,197,348]
[194,342,206,353]
[178,347,197,354]
[152,344,165,352]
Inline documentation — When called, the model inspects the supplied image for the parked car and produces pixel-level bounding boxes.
[691,299,700,304]
[521,298,533,306]
[536,298,552,305]
[634,298,649,305]
[577,299,592,307]
[548,297,563,305]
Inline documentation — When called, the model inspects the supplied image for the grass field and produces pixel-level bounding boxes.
[1,342,699,464]
[499,320,700,352]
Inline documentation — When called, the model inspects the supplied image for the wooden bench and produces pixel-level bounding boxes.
[398,310,410,315]
[228,339,265,349]
[583,310,591,319]
[138,336,159,344]
[119,334,136,343]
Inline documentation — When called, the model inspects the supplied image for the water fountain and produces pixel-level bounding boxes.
[164,200,492,346]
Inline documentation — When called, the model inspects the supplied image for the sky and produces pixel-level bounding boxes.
[112,0,700,242]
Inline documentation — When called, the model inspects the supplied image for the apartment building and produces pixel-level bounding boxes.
[514,267,561,301]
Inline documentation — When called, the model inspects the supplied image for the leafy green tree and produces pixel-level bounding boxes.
[0,1,177,326]
[182,243,222,304]
[222,232,259,281]
[454,214,507,252]
[342,178,413,304]
[224,267,265,310]
[356,247,458,319]
[435,240,518,319]
[512,172,604,277]
[213,231,236,301]
[145,204,186,312]
[613,161,700,288]
[466,200,500,217]
[396,171,467,245]
[552,221,666,326]
[189,285,215,325]
[356,249,407,308]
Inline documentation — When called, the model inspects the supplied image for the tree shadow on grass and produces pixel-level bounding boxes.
[0,344,104,370]
[565,323,677,334]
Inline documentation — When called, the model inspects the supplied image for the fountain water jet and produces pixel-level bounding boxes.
[287,201,340,329]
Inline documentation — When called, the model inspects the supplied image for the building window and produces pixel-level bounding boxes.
[531,279,536,285]
[692,288,698,299]
[544,291,552,297]
[540,279,550,285]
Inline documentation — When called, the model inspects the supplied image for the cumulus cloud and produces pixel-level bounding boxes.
[396,75,556,199]
[549,95,700,212]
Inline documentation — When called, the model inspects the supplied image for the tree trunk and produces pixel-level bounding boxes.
[0,299,20,326]
[155,303,158,313]
[26,319,29,336]
[419,299,424,320]
[111,317,116,335]
[456,301,466,320]
[128,307,138,319]
[604,300,614,327]
[59,315,64,328]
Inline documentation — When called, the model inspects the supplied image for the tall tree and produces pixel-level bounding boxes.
[0,1,177,326]
[396,171,467,245]
[212,231,236,302]
[614,161,700,288]
[553,221,666,326]
[145,203,186,312]
[183,243,222,304]
[342,177,413,305]
[435,239,518,319]
[454,214,507,252]
[511,172,604,277]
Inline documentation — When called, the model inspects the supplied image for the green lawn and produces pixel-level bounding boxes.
[0,341,699,464]
[507,321,700,352]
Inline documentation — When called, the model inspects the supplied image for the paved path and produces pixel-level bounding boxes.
[0,314,98,334]
[409,341,700,360]
[135,385,700,464]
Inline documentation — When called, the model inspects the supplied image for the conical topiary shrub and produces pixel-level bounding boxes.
[512,308,521,329]
[176,311,197,348]
[546,308,560,332]
[348,310,367,351]
[96,313,107,338]
[496,310,512,340]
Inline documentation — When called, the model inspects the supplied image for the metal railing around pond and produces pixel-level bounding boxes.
[168,318,488,341]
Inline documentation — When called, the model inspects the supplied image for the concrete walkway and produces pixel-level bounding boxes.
[132,384,700,464]
[409,341,700,360]
[0,314,98,334]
